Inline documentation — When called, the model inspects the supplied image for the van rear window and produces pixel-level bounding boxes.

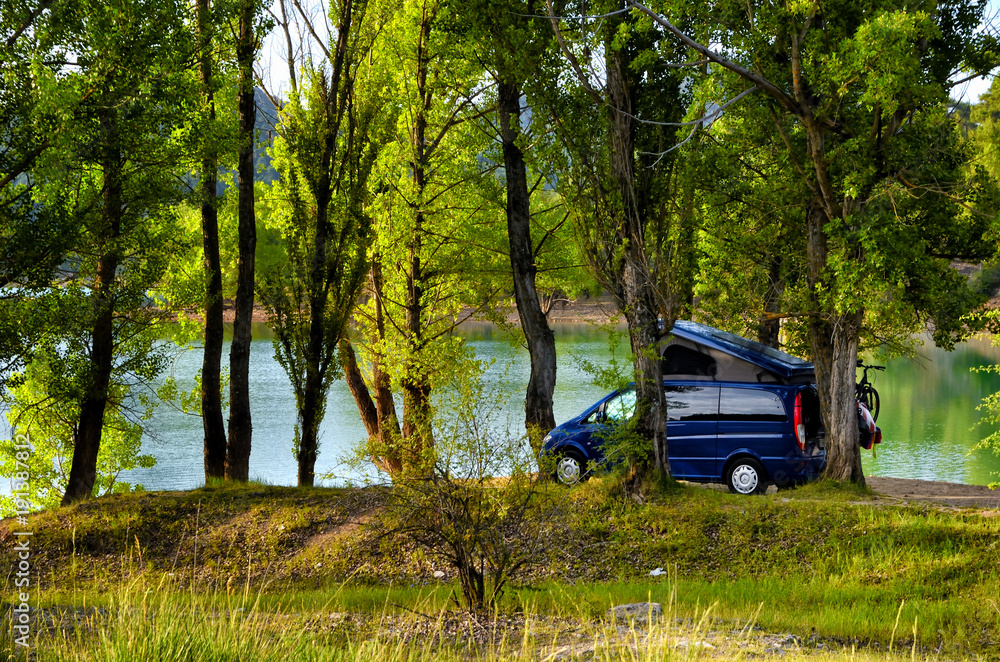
[666,385,719,421]
[719,388,787,422]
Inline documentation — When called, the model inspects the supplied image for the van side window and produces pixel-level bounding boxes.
[604,389,636,422]
[719,388,787,422]
[665,385,719,421]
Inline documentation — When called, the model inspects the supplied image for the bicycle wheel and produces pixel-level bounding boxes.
[858,384,880,423]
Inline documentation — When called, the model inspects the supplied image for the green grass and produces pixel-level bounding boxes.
[3,479,1000,659]
[1,578,962,661]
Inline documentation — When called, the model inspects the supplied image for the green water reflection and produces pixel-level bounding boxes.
[862,336,1000,486]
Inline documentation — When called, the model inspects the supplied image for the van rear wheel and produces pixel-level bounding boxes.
[726,458,767,495]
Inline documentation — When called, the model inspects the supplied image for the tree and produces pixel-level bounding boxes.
[541,0,697,479]
[262,0,394,487]
[341,0,505,475]
[227,0,266,481]
[689,93,808,348]
[450,0,559,447]
[1,331,158,512]
[195,0,228,480]
[1,0,197,505]
[629,0,997,483]
[0,0,78,378]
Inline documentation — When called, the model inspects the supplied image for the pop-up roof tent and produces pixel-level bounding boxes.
[662,321,816,385]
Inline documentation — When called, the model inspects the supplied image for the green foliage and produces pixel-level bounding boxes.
[972,347,1000,488]
[0,348,156,514]
[684,0,996,362]
[156,187,286,339]
[259,0,399,482]
[0,0,197,503]
[343,0,519,466]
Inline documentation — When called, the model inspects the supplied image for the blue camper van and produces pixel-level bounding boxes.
[541,321,845,494]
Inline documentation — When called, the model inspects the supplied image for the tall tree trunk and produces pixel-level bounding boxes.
[400,10,434,469]
[341,338,379,438]
[226,0,257,481]
[197,0,227,480]
[810,311,864,483]
[801,115,866,485]
[606,31,668,478]
[370,261,403,470]
[369,261,401,446]
[342,261,404,474]
[62,111,121,505]
[340,336,403,474]
[758,255,783,348]
[498,78,557,450]
[805,204,864,484]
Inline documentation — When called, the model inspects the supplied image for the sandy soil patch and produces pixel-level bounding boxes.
[866,475,1000,509]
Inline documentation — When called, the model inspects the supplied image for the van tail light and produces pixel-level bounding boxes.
[794,392,805,451]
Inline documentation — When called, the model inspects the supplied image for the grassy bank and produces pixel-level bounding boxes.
[2,479,999,659]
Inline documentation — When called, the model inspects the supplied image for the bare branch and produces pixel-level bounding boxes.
[292,0,332,61]
[276,0,298,93]
[546,0,604,105]
[948,71,991,90]
[639,121,698,165]
[509,7,629,20]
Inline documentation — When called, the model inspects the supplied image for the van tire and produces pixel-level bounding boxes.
[726,457,767,495]
[554,451,587,486]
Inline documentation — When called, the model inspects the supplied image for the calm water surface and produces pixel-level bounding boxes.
[119,328,1000,490]
[123,324,619,490]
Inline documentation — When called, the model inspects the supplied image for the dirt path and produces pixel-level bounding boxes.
[866,476,1000,509]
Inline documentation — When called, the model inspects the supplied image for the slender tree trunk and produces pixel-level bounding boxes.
[400,10,434,468]
[342,262,403,474]
[296,369,323,486]
[606,32,668,478]
[340,338,379,438]
[622,261,668,476]
[369,262,402,469]
[401,245,432,463]
[298,175,332,487]
[498,78,557,450]
[758,255,783,348]
[341,337,403,474]
[197,0,227,480]
[226,0,257,481]
[62,111,121,505]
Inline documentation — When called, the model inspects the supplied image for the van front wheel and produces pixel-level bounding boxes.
[555,452,586,485]
[726,458,767,495]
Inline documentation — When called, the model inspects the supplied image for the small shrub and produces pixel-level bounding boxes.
[380,382,565,612]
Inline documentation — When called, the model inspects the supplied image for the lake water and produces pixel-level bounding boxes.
[116,326,1000,490]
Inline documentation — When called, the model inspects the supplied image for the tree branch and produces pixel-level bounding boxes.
[546,0,604,105]
[5,0,52,50]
